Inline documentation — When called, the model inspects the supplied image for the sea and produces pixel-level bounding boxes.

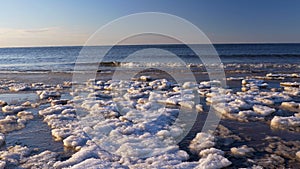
[1,43,300,73]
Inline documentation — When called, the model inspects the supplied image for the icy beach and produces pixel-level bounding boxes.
[0,69,299,169]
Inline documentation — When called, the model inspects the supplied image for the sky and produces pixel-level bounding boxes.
[0,0,300,47]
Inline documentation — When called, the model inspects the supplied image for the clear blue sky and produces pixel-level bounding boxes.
[1,0,300,47]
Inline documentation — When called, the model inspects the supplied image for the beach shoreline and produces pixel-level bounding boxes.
[0,68,300,168]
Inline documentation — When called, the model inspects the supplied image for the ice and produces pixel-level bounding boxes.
[53,142,115,169]
[63,135,87,149]
[51,128,72,141]
[38,104,89,150]
[17,111,34,121]
[2,105,24,114]
[242,79,268,88]
[281,101,299,110]
[270,116,300,132]
[199,148,224,157]
[238,110,257,117]
[280,82,300,87]
[51,99,69,106]
[196,153,232,169]
[0,145,31,166]
[38,90,61,99]
[199,80,221,88]
[182,82,198,89]
[0,115,26,133]
[195,104,203,112]
[9,84,30,92]
[0,161,5,169]
[0,133,5,146]
[230,145,254,156]
[19,151,58,169]
[189,132,215,154]
[266,73,300,78]
[7,77,300,167]
[65,158,121,169]
[283,86,300,96]
[296,151,300,159]
[0,100,7,107]
[139,75,151,81]
[252,105,276,116]
[39,105,73,116]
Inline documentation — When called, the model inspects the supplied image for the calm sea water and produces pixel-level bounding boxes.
[1,44,300,72]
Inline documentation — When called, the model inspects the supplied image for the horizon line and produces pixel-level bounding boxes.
[1,42,300,49]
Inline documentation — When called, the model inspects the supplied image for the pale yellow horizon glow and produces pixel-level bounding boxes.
[0,27,91,48]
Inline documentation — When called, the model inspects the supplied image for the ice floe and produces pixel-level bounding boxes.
[2,105,24,114]
[231,145,255,157]
[270,115,300,132]
[37,90,61,99]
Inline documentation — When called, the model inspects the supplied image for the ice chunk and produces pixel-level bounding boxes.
[53,143,114,168]
[39,105,73,116]
[196,153,231,169]
[189,132,215,154]
[280,82,300,87]
[0,145,31,166]
[296,151,300,160]
[0,160,5,169]
[51,128,72,141]
[51,99,69,106]
[253,105,275,116]
[38,91,61,99]
[199,148,224,157]
[2,105,24,114]
[270,116,300,132]
[20,151,58,169]
[195,104,203,112]
[0,100,7,107]
[63,135,87,148]
[65,158,117,169]
[0,133,5,146]
[139,75,151,81]
[17,111,34,121]
[281,102,300,112]
[230,145,254,156]
[182,82,198,89]
[9,84,30,92]
[0,115,26,133]
[179,101,195,109]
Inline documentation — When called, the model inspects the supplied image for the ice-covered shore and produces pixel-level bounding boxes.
[0,74,300,168]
